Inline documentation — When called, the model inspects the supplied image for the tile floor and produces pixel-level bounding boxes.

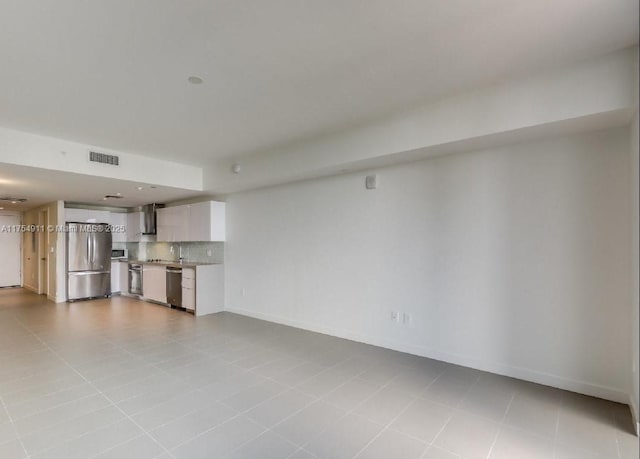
[0,288,637,459]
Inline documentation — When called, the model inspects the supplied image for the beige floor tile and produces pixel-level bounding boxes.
[226,430,298,459]
[0,420,17,446]
[421,445,461,458]
[356,428,427,459]
[172,415,265,459]
[420,373,474,408]
[503,392,559,438]
[488,426,554,459]
[0,289,634,459]
[390,398,452,443]
[0,439,26,458]
[246,389,314,428]
[354,386,415,424]
[323,377,380,411]
[433,412,500,459]
[149,401,237,450]
[557,410,619,457]
[20,406,124,455]
[221,379,287,412]
[273,400,346,446]
[459,381,514,422]
[305,413,383,459]
[31,418,143,459]
[92,434,164,459]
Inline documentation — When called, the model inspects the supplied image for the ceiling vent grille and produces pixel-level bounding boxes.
[89,151,119,166]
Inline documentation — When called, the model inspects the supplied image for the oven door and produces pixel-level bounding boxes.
[128,265,142,295]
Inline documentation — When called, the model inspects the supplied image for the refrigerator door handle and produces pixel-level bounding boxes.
[86,231,91,266]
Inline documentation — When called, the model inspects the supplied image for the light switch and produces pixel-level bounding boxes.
[365,175,377,189]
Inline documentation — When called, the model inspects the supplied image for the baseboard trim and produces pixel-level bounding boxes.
[23,284,38,293]
[226,305,629,404]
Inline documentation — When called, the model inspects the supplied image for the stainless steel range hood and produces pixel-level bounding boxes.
[141,203,164,235]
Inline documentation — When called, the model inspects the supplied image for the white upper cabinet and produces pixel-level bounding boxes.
[87,210,110,223]
[65,208,87,223]
[157,206,188,242]
[126,211,144,242]
[65,208,110,224]
[110,212,127,243]
[157,201,225,242]
[187,201,225,241]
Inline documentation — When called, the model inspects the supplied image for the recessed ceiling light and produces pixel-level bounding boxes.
[10,201,16,204]
[0,207,4,210]
[136,186,143,190]
[187,76,203,85]
[116,192,122,196]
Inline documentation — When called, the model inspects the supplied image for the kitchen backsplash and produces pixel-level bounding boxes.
[126,241,224,264]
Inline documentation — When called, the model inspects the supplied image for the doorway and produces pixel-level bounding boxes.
[0,213,21,287]
[38,209,49,295]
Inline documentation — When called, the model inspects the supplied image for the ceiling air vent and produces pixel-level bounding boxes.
[89,151,119,166]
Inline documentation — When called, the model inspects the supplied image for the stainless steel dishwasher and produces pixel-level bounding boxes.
[166,266,182,307]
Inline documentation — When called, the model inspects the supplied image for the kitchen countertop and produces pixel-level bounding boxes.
[123,259,222,267]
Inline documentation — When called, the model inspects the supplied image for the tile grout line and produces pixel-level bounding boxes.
[6,299,627,459]
[484,391,517,459]
[418,371,483,459]
[0,315,37,458]
[0,390,29,458]
[321,365,449,458]
[552,391,565,459]
[33,415,131,458]
[156,343,413,455]
[160,344,365,455]
[10,314,178,459]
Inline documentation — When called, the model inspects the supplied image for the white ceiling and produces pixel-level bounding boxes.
[0,163,203,211]
[0,0,637,167]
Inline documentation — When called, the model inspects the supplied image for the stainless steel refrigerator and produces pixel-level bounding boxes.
[66,222,112,300]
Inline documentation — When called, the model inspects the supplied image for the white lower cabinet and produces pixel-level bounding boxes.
[143,265,166,303]
[182,268,196,311]
[135,263,223,314]
[119,261,129,293]
[192,265,224,316]
[110,261,120,293]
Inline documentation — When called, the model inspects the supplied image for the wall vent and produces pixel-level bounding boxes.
[89,151,119,166]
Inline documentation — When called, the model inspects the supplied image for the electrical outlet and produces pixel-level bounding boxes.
[390,311,400,323]
[206,249,212,256]
[241,288,246,297]
[402,313,412,326]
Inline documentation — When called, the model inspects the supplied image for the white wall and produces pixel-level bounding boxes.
[226,128,632,402]
[206,47,637,193]
[630,110,639,427]
[21,201,65,301]
[0,126,203,190]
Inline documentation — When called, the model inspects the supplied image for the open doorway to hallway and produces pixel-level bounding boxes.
[0,212,21,287]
